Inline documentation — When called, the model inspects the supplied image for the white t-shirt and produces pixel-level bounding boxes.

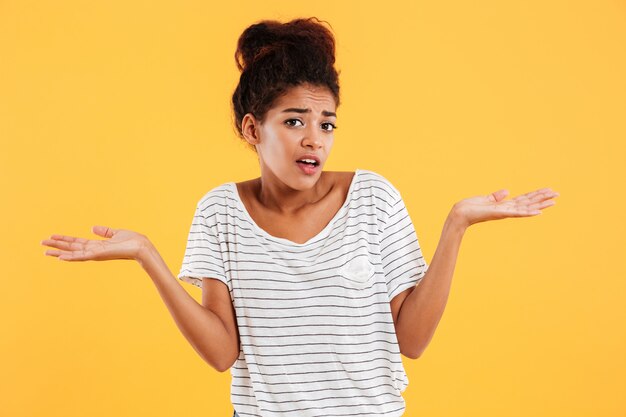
[178,169,429,417]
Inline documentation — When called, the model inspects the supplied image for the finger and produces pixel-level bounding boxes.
[44,249,63,257]
[58,250,91,261]
[92,225,116,239]
[47,234,90,245]
[43,248,81,261]
[58,253,75,261]
[528,199,557,211]
[510,207,543,217]
[488,189,509,202]
[43,247,71,258]
[494,200,542,215]
[41,239,84,251]
[513,188,552,201]
[41,239,67,249]
[512,199,556,215]
[513,188,559,203]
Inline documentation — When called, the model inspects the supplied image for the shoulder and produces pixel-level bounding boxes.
[344,170,404,231]
[323,169,400,200]
[353,169,401,203]
[324,170,354,192]
[194,183,234,218]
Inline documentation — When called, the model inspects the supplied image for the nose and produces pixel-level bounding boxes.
[301,126,323,150]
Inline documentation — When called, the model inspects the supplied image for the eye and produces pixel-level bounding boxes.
[284,119,303,127]
[321,122,337,132]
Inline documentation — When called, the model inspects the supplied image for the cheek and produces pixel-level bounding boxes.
[326,136,335,150]
[276,130,298,151]
[259,129,295,163]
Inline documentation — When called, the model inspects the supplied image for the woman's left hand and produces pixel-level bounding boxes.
[452,187,560,229]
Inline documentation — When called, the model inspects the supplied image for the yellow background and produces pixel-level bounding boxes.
[2,1,625,416]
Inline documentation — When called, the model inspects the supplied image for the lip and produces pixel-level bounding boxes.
[295,154,321,165]
[295,159,320,175]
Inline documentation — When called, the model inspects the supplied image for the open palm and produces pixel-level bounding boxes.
[41,226,147,262]
[453,187,560,228]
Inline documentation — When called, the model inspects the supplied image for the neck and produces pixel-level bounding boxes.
[256,168,330,215]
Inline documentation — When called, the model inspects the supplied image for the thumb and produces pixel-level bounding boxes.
[489,189,509,202]
[92,225,116,239]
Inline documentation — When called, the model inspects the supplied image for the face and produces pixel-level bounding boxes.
[241,83,337,190]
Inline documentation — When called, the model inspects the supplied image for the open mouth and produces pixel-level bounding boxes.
[296,158,320,167]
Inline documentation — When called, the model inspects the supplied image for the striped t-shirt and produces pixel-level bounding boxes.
[178,169,429,417]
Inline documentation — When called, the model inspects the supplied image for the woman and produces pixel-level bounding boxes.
[41,17,559,417]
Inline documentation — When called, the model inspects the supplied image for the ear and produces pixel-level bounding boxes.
[241,113,261,146]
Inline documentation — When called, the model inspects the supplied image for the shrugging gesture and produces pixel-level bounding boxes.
[395,185,560,359]
[41,226,148,262]
[452,187,559,228]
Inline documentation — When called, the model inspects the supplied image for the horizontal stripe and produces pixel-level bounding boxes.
[178,169,425,416]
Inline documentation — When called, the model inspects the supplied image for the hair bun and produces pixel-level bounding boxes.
[234,18,335,73]
[235,22,278,72]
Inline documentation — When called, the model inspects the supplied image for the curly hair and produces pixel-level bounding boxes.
[231,17,341,151]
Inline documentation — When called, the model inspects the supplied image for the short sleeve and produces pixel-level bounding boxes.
[177,197,228,289]
[380,192,429,301]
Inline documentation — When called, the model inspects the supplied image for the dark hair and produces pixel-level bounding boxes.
[231,17,341,151]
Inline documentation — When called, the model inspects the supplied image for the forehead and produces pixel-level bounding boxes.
[270,84,336,112]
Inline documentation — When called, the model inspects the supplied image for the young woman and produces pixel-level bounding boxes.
[41,17,559,417]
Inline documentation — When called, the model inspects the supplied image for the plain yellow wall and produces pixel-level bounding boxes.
[1,1,625,416]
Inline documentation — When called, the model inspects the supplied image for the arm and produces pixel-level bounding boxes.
[138,240,238,372]
[396,187,559,359]
[41,225,239,371]
[395,210,466,359]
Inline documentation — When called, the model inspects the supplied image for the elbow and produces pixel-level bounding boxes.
[401,344,423,360]
[215,348,239,373]
[402,350,422,360]
[214,358,233,373]
[213,359,231,373]
[398,328,425,359]
[201,351,235,373]
[215,363,231,373]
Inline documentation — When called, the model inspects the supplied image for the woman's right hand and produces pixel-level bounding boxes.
[41,225,149,262]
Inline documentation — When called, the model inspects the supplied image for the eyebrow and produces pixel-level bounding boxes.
[281,107,336,117]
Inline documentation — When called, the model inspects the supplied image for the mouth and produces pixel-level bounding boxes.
[295,157,321,175]
[295,158,320,167]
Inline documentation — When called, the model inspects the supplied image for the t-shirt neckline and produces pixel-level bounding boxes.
[228,169,362,247]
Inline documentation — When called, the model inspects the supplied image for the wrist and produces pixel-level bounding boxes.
[448,205,470,233]
[136,237,156,268]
